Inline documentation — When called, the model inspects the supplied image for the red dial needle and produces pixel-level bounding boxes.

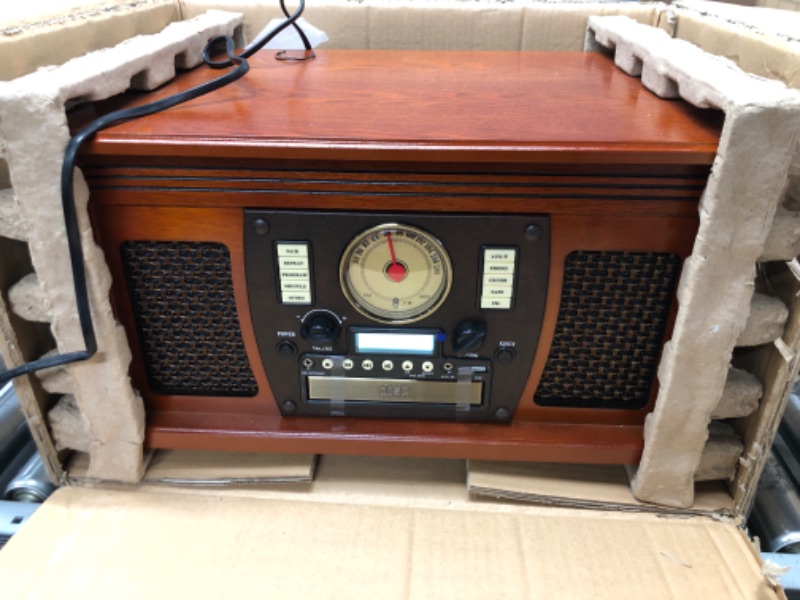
[385,233,407,283]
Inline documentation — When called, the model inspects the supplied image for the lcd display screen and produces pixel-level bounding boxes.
[354,332,437,356]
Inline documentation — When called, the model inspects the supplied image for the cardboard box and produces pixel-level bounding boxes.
[0,1,800,596]
[0,457,783,599]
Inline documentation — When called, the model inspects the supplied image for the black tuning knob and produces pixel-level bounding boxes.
[452,320,487,354]
[301,313,341,344]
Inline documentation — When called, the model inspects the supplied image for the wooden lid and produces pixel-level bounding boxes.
[81,50,723,165]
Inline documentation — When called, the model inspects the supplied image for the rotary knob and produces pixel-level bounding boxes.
[301,313,341,344]
[452,320,487,353]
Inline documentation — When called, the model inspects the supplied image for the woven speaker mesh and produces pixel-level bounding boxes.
[534,251,681,409]
[121,241,258,396]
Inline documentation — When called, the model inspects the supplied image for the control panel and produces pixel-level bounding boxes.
[244,210,550,422]
[297,328,491,414]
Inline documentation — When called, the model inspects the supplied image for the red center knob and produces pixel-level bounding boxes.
[387,261,407,282]
[385,232,407,282]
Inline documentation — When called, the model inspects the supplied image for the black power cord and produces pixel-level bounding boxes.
[0,0,314,386]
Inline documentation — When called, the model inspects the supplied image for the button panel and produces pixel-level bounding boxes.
[300,354,492,405]
[480,247,517,310]
[276,242,312,305]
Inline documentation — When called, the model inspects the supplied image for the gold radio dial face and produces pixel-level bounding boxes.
[340,224,452,324]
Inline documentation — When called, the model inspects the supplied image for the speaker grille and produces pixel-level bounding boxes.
[534,251,681,409]
[121,241,258,396]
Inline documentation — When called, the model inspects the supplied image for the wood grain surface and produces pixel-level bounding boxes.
[79,50,723,463]
[78,50,723,164]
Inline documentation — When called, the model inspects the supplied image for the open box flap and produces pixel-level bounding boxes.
[69,450,738,518]
[67,449,318,485]
[0,476,782,600]
[468,460,736,516]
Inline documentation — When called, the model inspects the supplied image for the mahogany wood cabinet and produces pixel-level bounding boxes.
[76,50,723,463]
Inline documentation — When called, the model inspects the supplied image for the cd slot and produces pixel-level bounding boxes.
[307,377,483,405]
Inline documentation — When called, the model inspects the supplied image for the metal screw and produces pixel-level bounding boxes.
[494,407,511,421]
[524,224,542,241]
[253,218,270,235]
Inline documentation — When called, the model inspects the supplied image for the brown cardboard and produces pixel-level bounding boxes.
[68,449,318,484]
[713,367,764,420]
[738,294,791,348]
[143,450,317,484]
[0,454,788,596]
[468,461,737,515]
[0,2,653,490]
[0,0,798,535]
[585,15,800,508]
[140,455,471,506]
[83,455,474,510]
[669,0,800,89]
[1,4,800,594]
[0,480,782,599]
[59,454,735,515]
[734,262,800,516]
[0,0,180,82]
[0,9,244,484]
[180,0,661,51]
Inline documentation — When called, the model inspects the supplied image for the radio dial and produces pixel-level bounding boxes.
[301,313,341,344]
[340,223,452,324]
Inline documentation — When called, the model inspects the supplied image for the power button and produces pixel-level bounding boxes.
[276,340,298,357]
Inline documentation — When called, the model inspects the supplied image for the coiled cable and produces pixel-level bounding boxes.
[0,0,313,385]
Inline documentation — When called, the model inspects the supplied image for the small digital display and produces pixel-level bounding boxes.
[354,332,437,356]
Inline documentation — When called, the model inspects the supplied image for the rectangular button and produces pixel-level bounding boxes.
[278,257,310,270]
[281,280,311,292]
[484,262,515,275]
[277,243,308,257]
[282,291,312,304]
[483,248,516,263]
[483,274,514,287]
[279,270,310,280]
[481,296,512,310]
[483,286,513,297]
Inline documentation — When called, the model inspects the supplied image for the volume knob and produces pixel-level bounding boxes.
[301,313,341,344]
[452,320,487,353]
